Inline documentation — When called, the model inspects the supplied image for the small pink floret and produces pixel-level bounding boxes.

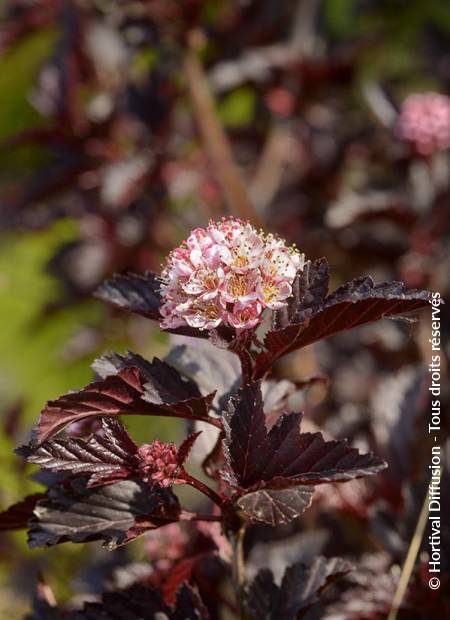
[159,217,304,333]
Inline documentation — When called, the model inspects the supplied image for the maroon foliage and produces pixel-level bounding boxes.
[20,420,201,488]
[28,478,181,549]
[33,358,217,445]
[222,382,386,491]
[0,494,45,531]
[0,1,443,618]
[19,418,140,486]
[95,272,207,339]
[247,556,352,619]
[95,272,164,322]
[236,486,315,526]
[67,582,210,620]
[253,259,430,378]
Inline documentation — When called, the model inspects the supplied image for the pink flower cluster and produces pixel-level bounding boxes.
[396,92,450,156]
[145,523,188,570]
[138,441,184,487]
[160,218,304,332]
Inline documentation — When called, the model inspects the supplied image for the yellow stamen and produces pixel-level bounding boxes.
[227,274,248,297]
[233,255,249,269]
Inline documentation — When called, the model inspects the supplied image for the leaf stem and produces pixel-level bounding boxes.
[229,330,256,384]
[231,523,247,615]
[182,473,226,508]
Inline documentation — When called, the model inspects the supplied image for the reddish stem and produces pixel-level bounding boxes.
[155,412,222,429]
[229,330,256,384]
[182,472,226,508]
[238,350,253,385]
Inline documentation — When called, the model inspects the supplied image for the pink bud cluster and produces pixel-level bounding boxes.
[159,217,304,332]
[396,92,450,156]
[138,441,184,487]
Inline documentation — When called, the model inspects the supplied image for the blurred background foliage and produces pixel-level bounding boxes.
[0,0,450,617]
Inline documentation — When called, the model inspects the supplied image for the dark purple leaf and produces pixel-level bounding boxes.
[177,431,203,466]
[237,486,315,525]
[246,569,279,619]
[326,554,450,619]
[323,554,397,620]
[33,357,217,445]
[278,556,352,619]
[172,583,211,620]
[92,350,165,379]
[0,494,45,531]
[223,382,386,491]
[94,272,163,321]
[272,258,330,331]
[165,340,241,409]
[91,352,210,406]
[67,582,209,620]
[247,556,352,620]
[223,381,271,487]
[67,583,171,619]
[28,478,180,549]
[19,418,140,487]
[94,272,207,338]
[21,420,201,488]
[254,260,430,378]
[201,430,225,481]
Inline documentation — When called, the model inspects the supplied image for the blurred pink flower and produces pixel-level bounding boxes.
[160,217,304,333]
[396,92,450,156]
[145,523,188,570]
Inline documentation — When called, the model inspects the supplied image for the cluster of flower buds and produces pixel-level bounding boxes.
[160,217,304,332]
[138,441,184,487]
[396,92,450,156]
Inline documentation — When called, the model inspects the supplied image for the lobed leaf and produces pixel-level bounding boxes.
[19,418,140,487]
[172,583,211,620]
[237,486,315,526]
[247,556,352,620]
[0,494,45,531]
[67,582,209,620]
[254,259,430,378]
[28,478,181,549]
[95,272,163,320]
[20,419,201,488]
[177,431,203,466]
[222,381,271,487]
[94,272,207,339]
[165,340,241,409]
[223,382,386,492]
[33,356,216,445]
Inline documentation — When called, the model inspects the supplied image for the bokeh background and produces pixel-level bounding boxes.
[1,1,449,617]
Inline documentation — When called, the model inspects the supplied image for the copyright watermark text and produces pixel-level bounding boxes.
[427,291,442,590]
